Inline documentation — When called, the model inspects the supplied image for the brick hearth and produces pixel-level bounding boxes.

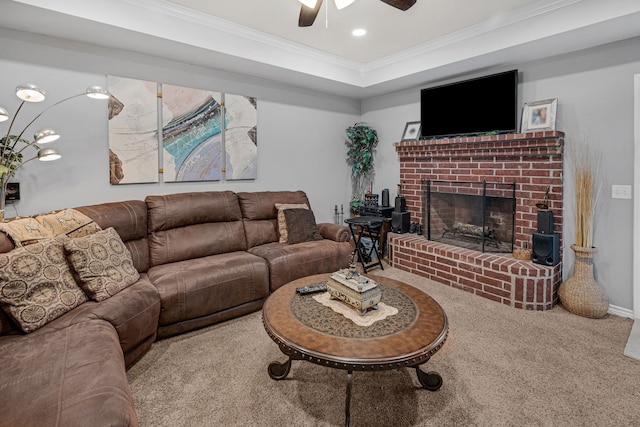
[389,235,562,310]
[389,131,564,310]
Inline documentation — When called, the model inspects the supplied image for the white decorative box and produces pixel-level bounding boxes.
[326,269,381,315]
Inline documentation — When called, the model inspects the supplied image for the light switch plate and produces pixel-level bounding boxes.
[611,184,632,199]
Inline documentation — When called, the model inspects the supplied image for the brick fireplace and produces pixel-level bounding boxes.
[389,131,564,310]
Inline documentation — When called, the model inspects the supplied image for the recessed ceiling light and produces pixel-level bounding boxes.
[352,28,367,37]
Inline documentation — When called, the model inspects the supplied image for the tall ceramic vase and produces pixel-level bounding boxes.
[558,244,609,318]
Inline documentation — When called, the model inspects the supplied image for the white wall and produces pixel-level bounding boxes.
[362,37,640,311]
[0,29,359,224]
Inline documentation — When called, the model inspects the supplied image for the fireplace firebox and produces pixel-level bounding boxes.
[424,179,515,253]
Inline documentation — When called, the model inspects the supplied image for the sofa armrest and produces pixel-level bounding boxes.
[317,223,351,243]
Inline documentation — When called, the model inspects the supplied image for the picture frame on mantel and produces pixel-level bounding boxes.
[401,121,421,141]
[521,98,558,132]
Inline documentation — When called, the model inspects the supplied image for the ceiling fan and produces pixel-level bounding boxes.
[298,0,417,27]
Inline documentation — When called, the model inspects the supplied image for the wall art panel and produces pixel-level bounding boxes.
[107,75,159,184]
[224,94,258,180]
[161,84,223,182]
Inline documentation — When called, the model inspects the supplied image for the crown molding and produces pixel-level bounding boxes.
[363,0,583,73]
[122,0,363,71]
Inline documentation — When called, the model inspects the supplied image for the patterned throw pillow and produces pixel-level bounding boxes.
[275,203,309,243]
[0,208,101,247]
[283,208,323,244]
[64,227,140,302]
[0,236,88,333]
[37,209,102,239]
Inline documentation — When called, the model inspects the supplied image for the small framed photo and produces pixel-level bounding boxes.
[521,98,557,132]
[402,121,421,141]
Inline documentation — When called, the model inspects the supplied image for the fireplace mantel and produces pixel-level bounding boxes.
[390,131,564,310]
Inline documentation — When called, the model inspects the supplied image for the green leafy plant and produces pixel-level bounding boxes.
[345,122,378,213]
[0,135,30,180]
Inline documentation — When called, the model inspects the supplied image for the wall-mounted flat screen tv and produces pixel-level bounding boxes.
[420,70,518,139]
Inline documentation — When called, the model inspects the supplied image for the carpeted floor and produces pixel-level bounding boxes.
[127,266,640,426]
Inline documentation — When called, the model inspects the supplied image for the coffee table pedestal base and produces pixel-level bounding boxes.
[268,357,442,427]
[267,357,294,380]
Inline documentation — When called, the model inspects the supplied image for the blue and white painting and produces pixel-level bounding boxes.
[161,84,224,182]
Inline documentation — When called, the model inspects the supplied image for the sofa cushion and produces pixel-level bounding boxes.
[237,191,311,248]
[275,203,309,243]
[64,227,140,302]
[39,274,161,368]
[146,191,247,266]
[148,251,269,328]
[0,320,138,427]
[283,208,322,244]
[0,236,88,333]
[248,239,353,292]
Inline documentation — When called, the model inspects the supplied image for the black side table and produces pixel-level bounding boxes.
[344,216,385,273]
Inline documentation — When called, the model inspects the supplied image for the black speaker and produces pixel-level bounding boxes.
[394,196,406,213]
[532,233,560,266]
[537,210,554,234]
[392,212,410,233]
[381,188,390,207]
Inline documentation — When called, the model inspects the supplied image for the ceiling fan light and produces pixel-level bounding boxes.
[335,0,355,9]
[298,0,317,8]
[16,84,46,102]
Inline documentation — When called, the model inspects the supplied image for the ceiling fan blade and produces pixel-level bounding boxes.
[299,0,324,27]
[380,0,416,11]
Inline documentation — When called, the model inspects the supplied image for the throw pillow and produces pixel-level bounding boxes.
[0,208,101,247]
[275,203,309,243]
[0,217,50,246]
[37,208,102,239]
[64,227,140,302]
[0,236,88,333]
[283,208,323,244]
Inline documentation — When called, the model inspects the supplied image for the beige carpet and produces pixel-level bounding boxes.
[127,266,640,426]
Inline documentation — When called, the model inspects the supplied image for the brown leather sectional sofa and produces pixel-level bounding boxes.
[0,190,353,427]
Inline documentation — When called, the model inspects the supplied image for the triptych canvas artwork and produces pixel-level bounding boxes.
[107,75,257,184]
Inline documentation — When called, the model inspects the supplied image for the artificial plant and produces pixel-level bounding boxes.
[345,122,378,214]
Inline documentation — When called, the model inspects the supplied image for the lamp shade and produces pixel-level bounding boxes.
[335,0,355,9]
[34,128,61,144]
[298,0,317,8]
[0,107,8,122]
[86,85,110,100]
[16,84,46,102]
[37,148,61,162]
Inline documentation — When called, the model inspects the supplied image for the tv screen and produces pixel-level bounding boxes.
[420,70,518,139]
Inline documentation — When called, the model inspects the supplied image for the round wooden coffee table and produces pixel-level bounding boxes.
[262,273,448,426]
